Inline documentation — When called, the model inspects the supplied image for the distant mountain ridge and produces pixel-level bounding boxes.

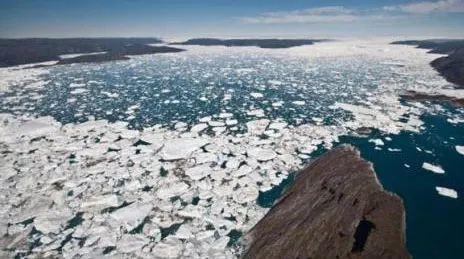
[172,38,329,49]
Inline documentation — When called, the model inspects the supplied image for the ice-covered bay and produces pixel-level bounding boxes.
[0,40,463,258]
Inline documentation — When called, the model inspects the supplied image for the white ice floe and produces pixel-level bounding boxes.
[455,146,464,156]
[233,186,259,204]
[190,123,208,132]
[369,139,385,146]
[208,120,226,127]
[247,148,277,161]
[268,122,287,131]
[70,88,89,94]
[117,234,150,253]
[101,91,119,98]
[110,202,153,231]
[81,194,123,212]
[292,101,306,106]
[250,92,263,98]
[185,164,213,180]
[246,109,265,117]
[435,187,458,199]
[422,162,445,174]
[246,119,270,135]
[34,209,73,234]
[161,138,209,160]
[226,119,238,126]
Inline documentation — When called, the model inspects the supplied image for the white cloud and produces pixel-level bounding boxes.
[384,0,464,14]
[240,6,395,24]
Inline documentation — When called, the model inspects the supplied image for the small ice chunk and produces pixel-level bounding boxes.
[435,187,458,199]
[157,182,190,200]
[250,92,263,98]
[226,119,238,126]
[175,224,194,239]
[268,122,287,131]
[161,138,209,160]
[369,139,384,146]
[246,119,270,135]
[174,122,187,129]
[208,120,226,127]
[101,91,119,98]
[70,88,89,94]
[456,146,464,155]
[233,186,259,203]
[247,148,276,161]
[151,240,182,258]
[34,209,73,234]
[226,158,240,169]
[194,152,218,164]
[422,162,445,174]
[117,234,149,253]
[213,126,226,134]
[199,116,211,122]
[247,109,265,117]
[292,101,306,106]
[81,194,123,211]
[191,123,208,133]
[404,164,410,168]
[218,113,234,119]
[110,202,152,231]
[185,164,212,180]
[211,236,230,250]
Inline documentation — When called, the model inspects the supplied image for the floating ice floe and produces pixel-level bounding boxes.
[70,88,89,94]
[422,162,445,174]
[456,146,464,156]
[246,119,270,135]
[292,101,306,106]
[161,138,209,160]
[250,92,263,98]
[190,123,208,132]
[435,187,458,199]
[110,202,153,231]
[369,139,385,146]
[185,164,213,180]
[247,148,277,161]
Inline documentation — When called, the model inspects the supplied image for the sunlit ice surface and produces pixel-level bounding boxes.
[0,40,463,258]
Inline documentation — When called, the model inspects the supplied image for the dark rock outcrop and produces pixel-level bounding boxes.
[391,39,464,88]
[242,145,410,259]
[430,48,464,88]
[0,38,164,67]
[172,38,329,49]
[401,90,464,107]
[56,53,130,65]
[56,45,185,65]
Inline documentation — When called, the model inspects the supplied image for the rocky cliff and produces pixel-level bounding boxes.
[242,144,410,259]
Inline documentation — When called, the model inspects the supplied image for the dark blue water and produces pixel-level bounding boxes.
[337,111,464,259]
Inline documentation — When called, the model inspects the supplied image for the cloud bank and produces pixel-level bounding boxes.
[240,6,394,24]
[384,0,464,14]
[241,1,464,24]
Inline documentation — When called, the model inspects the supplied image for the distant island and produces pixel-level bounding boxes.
[171,38,329,49]
[0,38,184,67]
[391,39,464,88]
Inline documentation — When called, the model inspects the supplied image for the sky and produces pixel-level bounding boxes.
[1,0,463,39]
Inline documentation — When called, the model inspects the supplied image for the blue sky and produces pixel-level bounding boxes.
[1,0,463,39]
